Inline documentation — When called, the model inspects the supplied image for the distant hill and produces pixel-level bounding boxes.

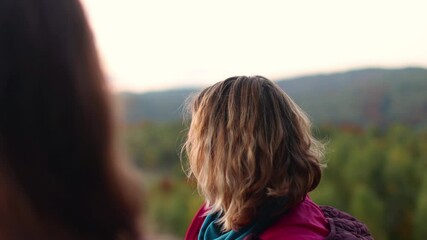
[118,67,427,129]
[119,88,197,124]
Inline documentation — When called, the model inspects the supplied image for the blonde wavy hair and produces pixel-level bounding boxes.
[183,76,325,231]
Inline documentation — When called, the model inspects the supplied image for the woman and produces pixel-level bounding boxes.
[183,76,372,239]
[0,0,142,239]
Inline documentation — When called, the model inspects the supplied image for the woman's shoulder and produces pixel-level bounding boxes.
[259,197,374,240]
[259,196,329,240]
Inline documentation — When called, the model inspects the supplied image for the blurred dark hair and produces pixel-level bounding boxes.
[0,0,141,239]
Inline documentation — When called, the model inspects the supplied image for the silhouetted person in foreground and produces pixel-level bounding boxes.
[0,0,142,239]
[183,76,373,239]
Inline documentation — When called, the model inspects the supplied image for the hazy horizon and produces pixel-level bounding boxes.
[81,0,427,93]
[115,65,426,94]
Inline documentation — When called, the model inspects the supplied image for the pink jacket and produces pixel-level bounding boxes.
[185,196,330,240]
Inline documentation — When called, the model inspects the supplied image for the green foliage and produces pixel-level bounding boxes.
[146,177,203,237]
[126,122,427,239]
[414,175,427,240]
[124,121,187,173]
[349,185,386,240]
[311,125,427,240]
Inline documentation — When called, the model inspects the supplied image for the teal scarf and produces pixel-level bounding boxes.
[198,197,288,240]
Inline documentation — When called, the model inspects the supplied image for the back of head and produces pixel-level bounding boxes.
[184,76,324,231]
[0,0,141,239]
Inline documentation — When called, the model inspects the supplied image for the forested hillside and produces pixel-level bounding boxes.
[119,67,427,128]
[121,67,427,240]
[277,67,427,129]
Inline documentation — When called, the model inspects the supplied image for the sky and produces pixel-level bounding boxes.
[81,0,427,93]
